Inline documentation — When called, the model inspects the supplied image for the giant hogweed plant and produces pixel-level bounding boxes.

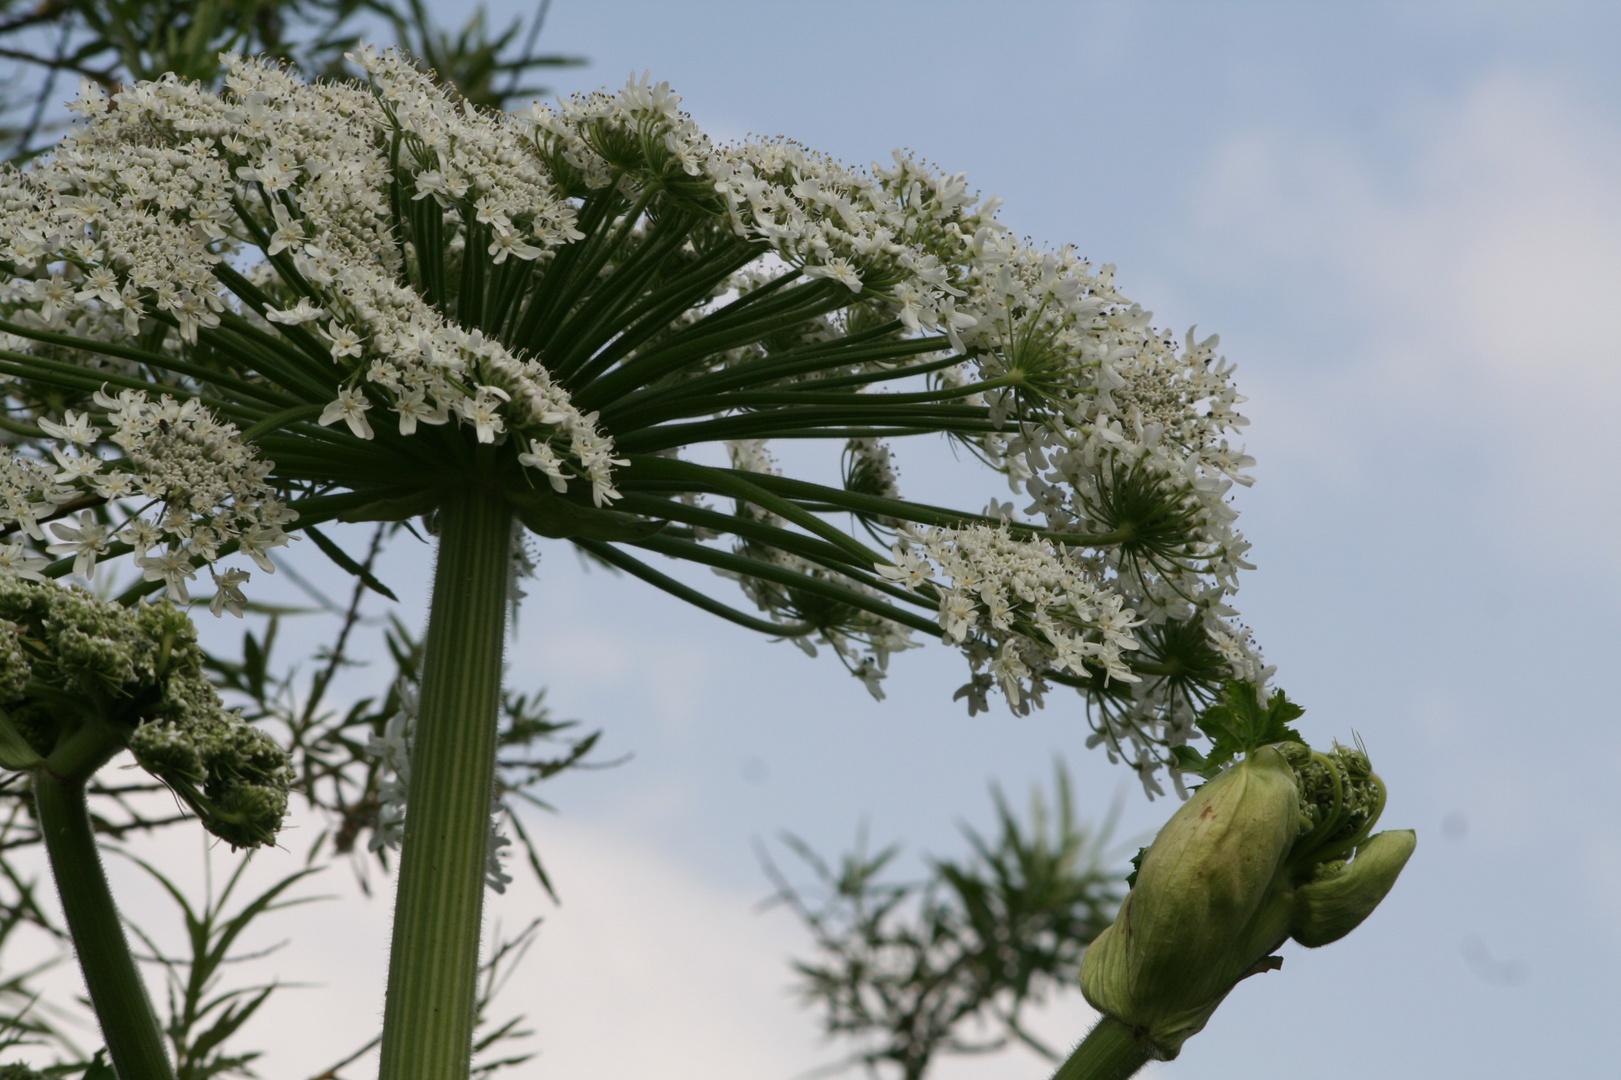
[0,48,1409,1079]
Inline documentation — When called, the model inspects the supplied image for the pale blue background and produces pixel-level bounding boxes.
[54,3,1619,1078]
[397,2,1619,1077]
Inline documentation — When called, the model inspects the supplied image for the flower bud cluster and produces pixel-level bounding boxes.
[728,440,917,700]
[0,578,291,847]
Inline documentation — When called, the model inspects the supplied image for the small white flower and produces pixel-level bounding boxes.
[326,321,364,360]
[488,228,544,264]
[0,540,50,582]
[392,390,449,436]
[456,396,504,444]
[39,410,99,447]
[265,296,326,325]
[139,545,198,603]
[118,518,163,559]
[47,510,113,578]
[236,525,287,573]
[265,202,304,256]
[516,438,569,492]
[804,257,863,293]
[208,567,250,618]
[318,387,374,439]
[875,546,931,588]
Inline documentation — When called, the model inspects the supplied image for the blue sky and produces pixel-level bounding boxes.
[30,4,1621,1078]
[472,4,1621,1078]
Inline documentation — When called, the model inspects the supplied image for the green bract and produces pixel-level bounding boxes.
[0,578,291,847]
[1080,737,1414,1059]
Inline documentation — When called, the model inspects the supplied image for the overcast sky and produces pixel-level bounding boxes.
[23,4,1621,1079]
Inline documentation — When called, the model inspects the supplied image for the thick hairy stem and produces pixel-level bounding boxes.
[35,769,176,1080]
[379,488,513,1080]
[1050,1017,1152,1080]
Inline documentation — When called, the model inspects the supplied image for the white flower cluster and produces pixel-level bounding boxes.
[0,392,291,607]
[0,52,1262,787]
[880,524,1142,708]
[0,49,621,514]
[523,75,1264,784]
[727,440,916,700]
[365,677,513,892]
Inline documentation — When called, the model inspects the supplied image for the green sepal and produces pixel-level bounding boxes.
[0,708,43,771]
[1291,829,1416,948]
[510,489,667,542]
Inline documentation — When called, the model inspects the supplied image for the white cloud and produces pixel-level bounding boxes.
[1190,72,1621,584]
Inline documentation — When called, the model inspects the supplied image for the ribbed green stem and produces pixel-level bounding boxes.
[35,769,177,1080]
[379,487,512,1080]
[1050,1017,1152,1080]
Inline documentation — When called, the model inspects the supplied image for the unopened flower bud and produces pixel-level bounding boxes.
[1081,739,1413,1059]
[1081,746,1298,1058]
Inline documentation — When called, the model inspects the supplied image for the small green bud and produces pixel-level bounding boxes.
[1081,733,1413,1060]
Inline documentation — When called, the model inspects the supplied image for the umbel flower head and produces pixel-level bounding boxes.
[0,49,1267,791]
[1080,682,1415,1058]
[0,577,291,847]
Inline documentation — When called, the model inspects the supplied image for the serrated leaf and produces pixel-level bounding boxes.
[1193,680,1305,771]
[1170,745,1215,779]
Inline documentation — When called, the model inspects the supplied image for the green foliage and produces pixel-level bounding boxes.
[0,0,584,160]
[116,851,321,1080]
[1171,679,1304,780]
[763,766,1123,1080]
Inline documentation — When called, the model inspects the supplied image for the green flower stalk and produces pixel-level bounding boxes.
[1065,683,1414,1073]
[0,578,292,1080]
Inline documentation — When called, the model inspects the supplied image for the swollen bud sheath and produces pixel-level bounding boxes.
[1291,829,1416,947]
[1081,742,1413,1060]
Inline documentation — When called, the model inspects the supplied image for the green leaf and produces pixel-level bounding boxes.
[510,490,666,542]
[0,710,42,772]
[336,490,443,524]
[1191,680,1305,774]
[304,526,399,602]
[1169,745,1210,778]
